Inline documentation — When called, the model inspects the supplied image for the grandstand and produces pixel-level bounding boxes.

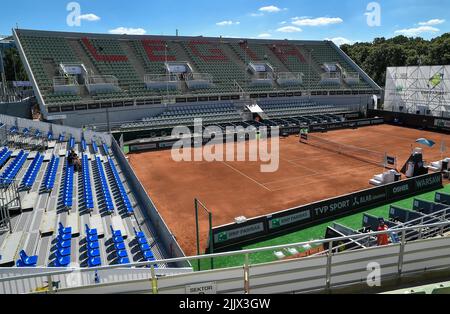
[0,114,187,277]
[13,29,381,131]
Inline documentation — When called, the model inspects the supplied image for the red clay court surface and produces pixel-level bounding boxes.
[129,124,450,255]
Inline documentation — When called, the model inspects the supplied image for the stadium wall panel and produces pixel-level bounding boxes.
[47,95,372,129]
[368,109,450,132]
[111,138,189,266]
[211,173,443,252]
[47,237,450,294]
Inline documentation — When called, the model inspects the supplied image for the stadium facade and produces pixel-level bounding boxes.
[12,29,381,133]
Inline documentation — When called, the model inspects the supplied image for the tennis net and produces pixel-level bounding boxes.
[300,133,391,167]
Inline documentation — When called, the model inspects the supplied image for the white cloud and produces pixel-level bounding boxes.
[277,26,302,33]
[250,12,264,17]
[216,20,240,26]
[394,25,439,36]
[259,5,282,13]
[258,33,272,38]
[78,13,101,22]
[108,27,147,35]
[292,17,343,27]
[418,19,445,26]
[326,37,353,46]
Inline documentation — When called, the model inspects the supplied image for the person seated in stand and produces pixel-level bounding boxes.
[68,149,81,172]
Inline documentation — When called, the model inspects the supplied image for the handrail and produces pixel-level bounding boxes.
[311,205,450,256]
[2,220,450,284]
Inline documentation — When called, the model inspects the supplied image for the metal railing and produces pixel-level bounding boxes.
[1,221,450,294]
[185,73,213,83]
[0,179,20,233]
[144,73,180,83]
[6,127,48,152]
[311,206,450,257]
[53,76,79,87]
[85,75,119,86]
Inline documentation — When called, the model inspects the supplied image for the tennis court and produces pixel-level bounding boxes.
[129,124,450,257]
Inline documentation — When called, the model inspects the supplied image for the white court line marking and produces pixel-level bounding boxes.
[280,157,320,175]
[267,165,381,192]
[264,165,378,185]
[328,127,450,146]
[220,161,272,192]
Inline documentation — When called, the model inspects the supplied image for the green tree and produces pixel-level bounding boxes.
[341,33,450,86]
[2,48,28,81]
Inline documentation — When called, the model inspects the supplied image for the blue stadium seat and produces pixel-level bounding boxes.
[16,250,38,267]
[109,226,130,264]
[44,155,59,191]
[9,126,18,134]
[87,233,99,243]
[58,230,72,242]
[143,250,155,260]
[102,143,110,155]
[58,222,72,235]
[84,224,102,267]
[88,241,99,250]
[82,155,94,211]
[0,150,29,186]
[0,148,11,168]
[88,248,100,258]
[22,153,44,189]
[110,225,122,238]
[54,250,71,267]
[62,162,74,209]
[134,227,145,239]
[81,139,87,152]
[118,257,130,265]
[56,233,72,248]
[56,242,71,257]
[88,256,101,267]
[58,134,65,142]
[92,141,99,154]
[114,242,126,251]
[116,249,128,258]
[108,157,134,214]
[95,156,114,213]
[68,137,75,150]
[85,224,98,236]
[134,228,155,262]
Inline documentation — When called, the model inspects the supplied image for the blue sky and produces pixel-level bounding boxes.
[0,0,449,45]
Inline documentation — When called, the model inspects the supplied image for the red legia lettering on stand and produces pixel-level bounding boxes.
[269,43,306,63]
[239,42,259,61]
[81,38,128,62]
[188,41,227,62]
[142,40,176,62]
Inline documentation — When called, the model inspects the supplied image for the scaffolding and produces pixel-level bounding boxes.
[384,65,450,117]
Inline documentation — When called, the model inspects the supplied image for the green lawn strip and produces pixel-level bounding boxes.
[193,183,450,271]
